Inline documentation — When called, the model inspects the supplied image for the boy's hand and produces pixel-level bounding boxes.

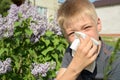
[70,36,99,73]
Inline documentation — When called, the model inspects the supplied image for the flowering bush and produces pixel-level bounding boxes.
[0,1,68,80]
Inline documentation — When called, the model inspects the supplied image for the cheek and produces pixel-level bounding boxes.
[67,35,75,43]
[84,31,99,40]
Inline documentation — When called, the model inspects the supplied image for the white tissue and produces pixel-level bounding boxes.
[70,32,100,73]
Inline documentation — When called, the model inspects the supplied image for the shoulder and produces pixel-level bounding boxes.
[61,45,73,68]
[102,41,114,55]
[64,45,72,58]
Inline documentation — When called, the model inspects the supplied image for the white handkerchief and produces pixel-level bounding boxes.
[70,32,100,73]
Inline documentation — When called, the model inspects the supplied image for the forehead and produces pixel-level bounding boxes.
[63,13,93,29]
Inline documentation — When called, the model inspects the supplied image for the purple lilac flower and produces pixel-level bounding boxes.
[47,15,62,36]
[0,15,4,38]
[0,14,3,26]
[31,62,50,77]
[7,4,19,22]
[0,0,62,40]
[0,58,12,75]
[2,22,14,38]
[0,4,18,38]
[31,61,56,78]
[18,1,48,42]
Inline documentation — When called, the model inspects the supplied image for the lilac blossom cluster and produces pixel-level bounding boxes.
[31,62,56,77]
[0,0,62,41]
[47,15,62,36]
[0,4,19,38]
[0,58,12,75]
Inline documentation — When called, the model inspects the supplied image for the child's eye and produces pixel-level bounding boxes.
[84,26,91,30]
[68,32,74,36]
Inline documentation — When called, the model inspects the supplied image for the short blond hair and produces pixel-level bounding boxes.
[57,0,98,29]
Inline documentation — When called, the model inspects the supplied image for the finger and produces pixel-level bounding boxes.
[87,44,98,58]
[90,51,99,63]
[75,36,92,56]
[79,36,91,47]
[83,38,93,52]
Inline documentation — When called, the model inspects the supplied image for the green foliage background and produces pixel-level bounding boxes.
[0,17,68,79]
[0,0,12,16]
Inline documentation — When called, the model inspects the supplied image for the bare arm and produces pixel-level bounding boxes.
[56,63,83,80]
[56,36,100,80]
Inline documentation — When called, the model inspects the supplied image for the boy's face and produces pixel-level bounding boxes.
[63,14,102,43]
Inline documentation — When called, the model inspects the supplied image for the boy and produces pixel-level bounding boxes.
[56,0,120,80]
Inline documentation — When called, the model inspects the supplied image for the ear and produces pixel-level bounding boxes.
[97,18,102,32]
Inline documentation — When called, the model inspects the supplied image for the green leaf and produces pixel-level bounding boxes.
[14,21,21,27]
[42,47,54,56]
[25,39,30,44]
[45,30,54,37]
[52,38,59,46]
[41,37,50,46]
[25,28,33,36]
[14,32,22,37]
[28,49,37,59]
[51,53,58,60]
[43,55,51,61]
[0,48,5,55]
[18,13,22,18]
[0,48,8,56]
[15,38,20,46]
[44,39,50,46]
[57,44,65,52]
